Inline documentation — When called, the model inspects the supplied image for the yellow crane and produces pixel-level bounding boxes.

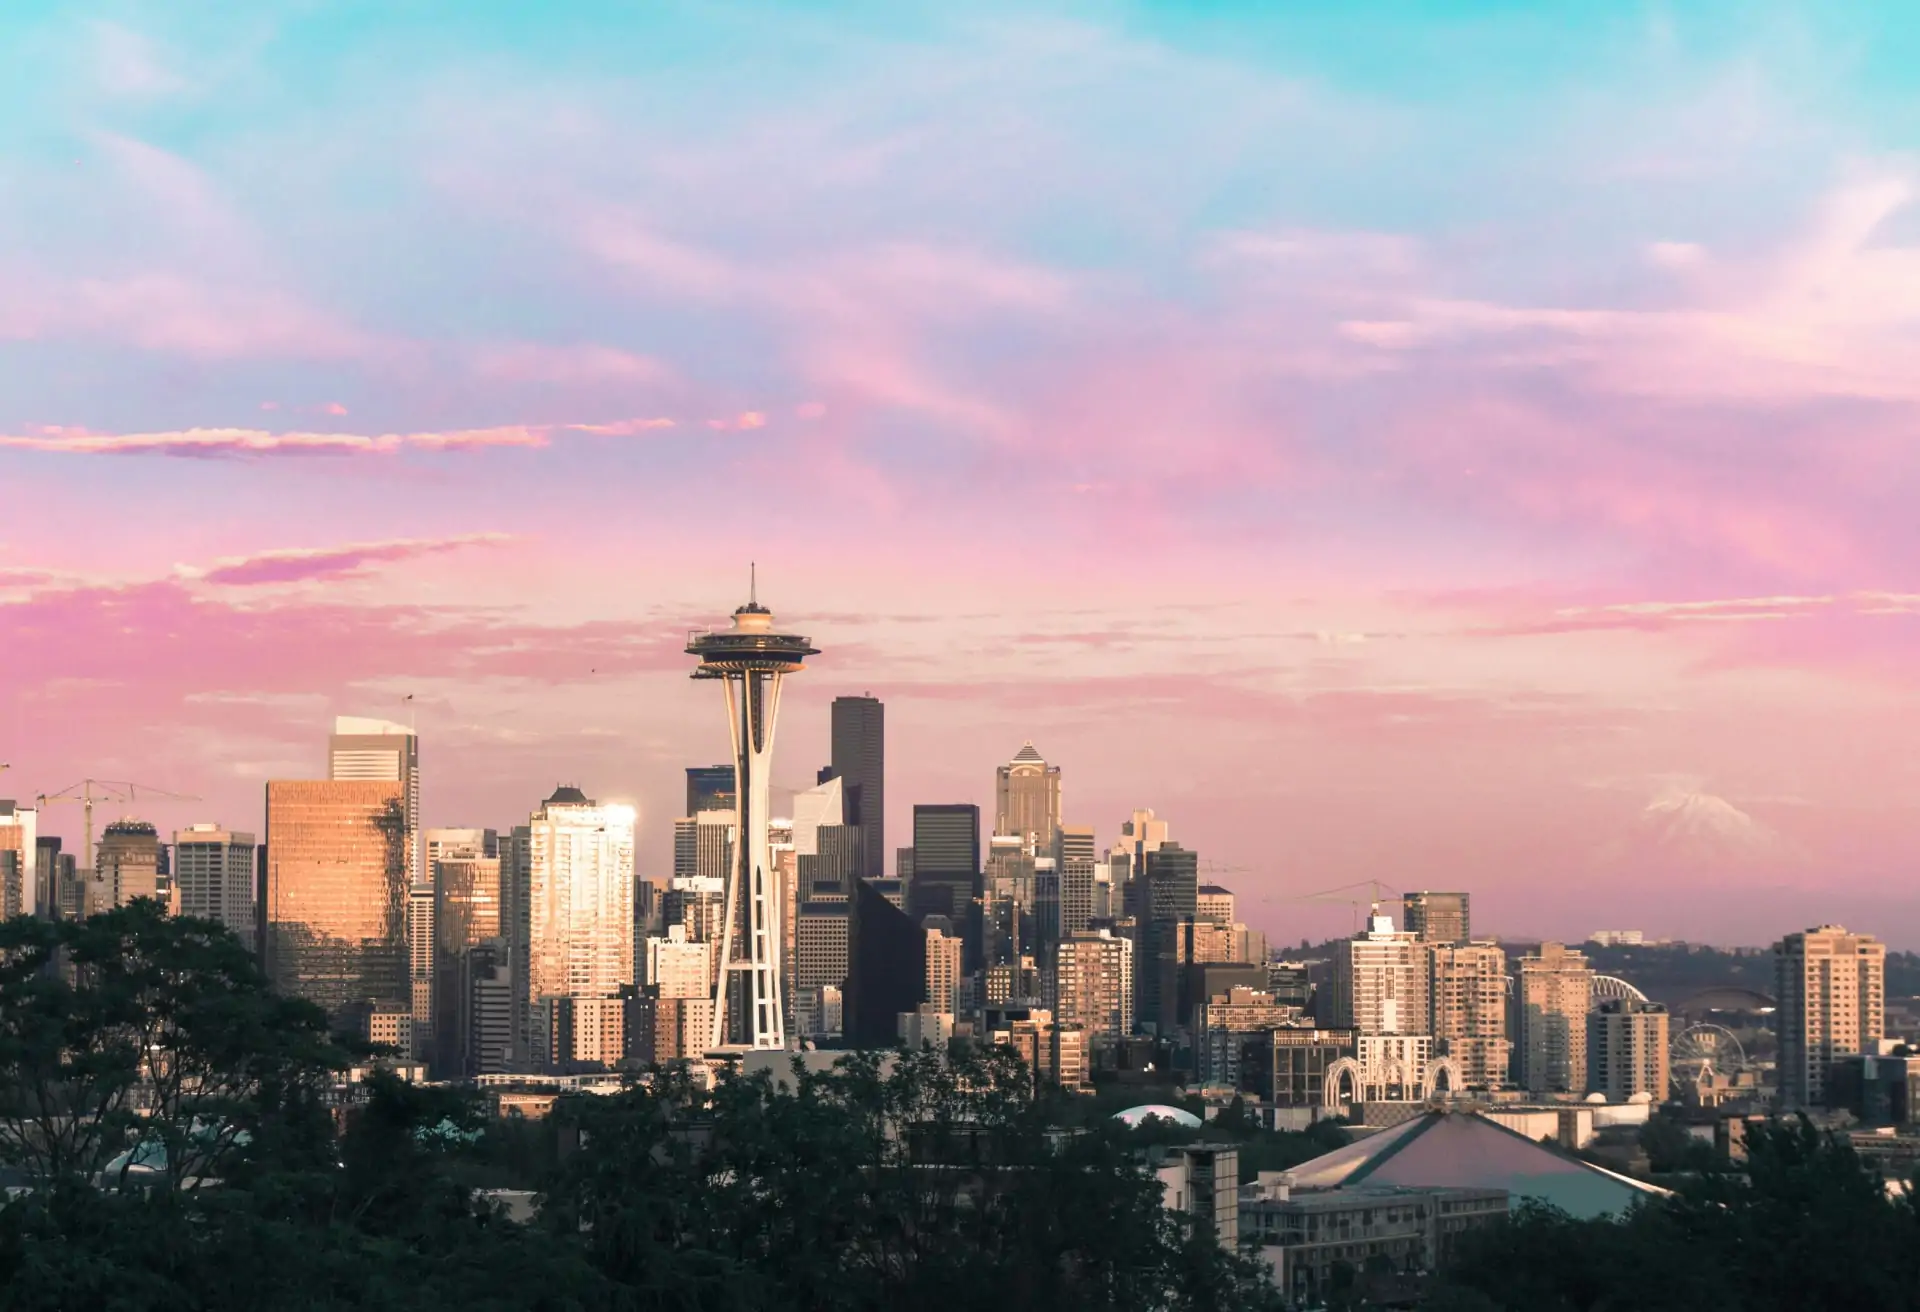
[34,778,203,870]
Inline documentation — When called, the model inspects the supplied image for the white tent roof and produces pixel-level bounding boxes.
[1284,1111,1666,1219]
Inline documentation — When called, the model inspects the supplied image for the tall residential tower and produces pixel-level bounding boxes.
[1776,925,1886,1111]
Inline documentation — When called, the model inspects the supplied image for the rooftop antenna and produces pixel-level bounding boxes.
[750,561,757,606]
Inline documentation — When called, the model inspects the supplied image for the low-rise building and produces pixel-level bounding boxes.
[1242,1180,1507,1306]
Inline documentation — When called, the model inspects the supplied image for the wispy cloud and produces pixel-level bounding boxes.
[185,533,516,586]
[0,415,734,458]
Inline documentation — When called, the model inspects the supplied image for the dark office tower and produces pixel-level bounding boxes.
[1135,842,1199,1035]
[830,695,885,880]
[433,849,504,1076]
[846,878,925,1048]
[0,849,19,920]
[1403,891,1470,946]
[910,804,981,965]
[34,837,61,921]
[685,765,735,819]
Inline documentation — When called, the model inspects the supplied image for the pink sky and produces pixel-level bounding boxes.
[5,6,1920,946]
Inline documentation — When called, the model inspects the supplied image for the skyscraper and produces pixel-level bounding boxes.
[687,587,818,1052]
[433,843,505,1075]
[97,820,164,908]
[1052,929,1134,1041]
[685,765,735,818]
[995,742,1061,855]
[1107,808,1169,913]
[1516,942,1593,1095]
[829,695,885,880]
[792,776,861,890]
[173,824,258,943]
[328,717,421,888]
[1132,841,1198,1035]
[33,836,62,922]
[0,801,38,919]
[1402,892,1471,946]
[1429,942,1510,1089]
[846,878,925,1048]
[1776,925,1886,1110]
[264,779,410,1034]
[527,786,636,1069]
[1588,999,1671,1102]
[1195,885,1236,925]
[925,925,963,1015]
[1054,825,1097,938]
[1331,909,1430,1037]
[910,803,981,958]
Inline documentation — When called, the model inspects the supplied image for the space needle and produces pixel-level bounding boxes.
[687,569,819,1052]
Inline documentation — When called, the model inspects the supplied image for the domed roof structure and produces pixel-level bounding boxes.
[1112,1104,1202,1128]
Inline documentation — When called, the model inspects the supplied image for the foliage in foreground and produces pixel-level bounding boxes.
[1430,1119,1920,1312]
[0,906,1278,1311]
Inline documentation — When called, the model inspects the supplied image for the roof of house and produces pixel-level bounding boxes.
[1283,1111,1666,1219]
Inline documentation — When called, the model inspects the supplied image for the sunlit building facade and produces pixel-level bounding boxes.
[264,779,410,1033]
[527,786,635,1069]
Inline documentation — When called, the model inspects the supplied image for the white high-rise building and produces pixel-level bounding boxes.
[791,777,844,861]
[1333,909,1430,1036]
[527,786,636,1068]
[926,925,963,1015]
[173,824,258,944]
[646,924,715,1000]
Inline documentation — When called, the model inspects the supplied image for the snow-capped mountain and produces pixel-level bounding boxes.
[1637,788,1790,863]
[1588,785,1796,880]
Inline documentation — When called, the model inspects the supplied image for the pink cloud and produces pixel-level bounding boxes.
[0,425,546,457]
[570,417,678,435]
[189,533,515,587]
[0,416,713,457]
[322,402,349,416]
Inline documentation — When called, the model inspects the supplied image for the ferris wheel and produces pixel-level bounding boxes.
[1672,1023,1748,1083]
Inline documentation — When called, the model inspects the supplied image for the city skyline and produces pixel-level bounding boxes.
[7,6,1920,947]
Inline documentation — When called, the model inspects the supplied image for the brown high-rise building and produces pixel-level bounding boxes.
[1776,925,1886,1111]
[995,743,1061,856]
[1430,942,1511,1089]
[1402,892,1470,946]
[97,819,164,909]
[264,779,410,1033]
[1516,942,1593,1095]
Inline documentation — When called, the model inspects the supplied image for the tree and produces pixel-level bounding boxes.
[0,901,345,1188]
[1433,1118,1920,1312]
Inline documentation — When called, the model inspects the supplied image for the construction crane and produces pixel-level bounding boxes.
[34,779,202,869]
[1268,879,1401,934]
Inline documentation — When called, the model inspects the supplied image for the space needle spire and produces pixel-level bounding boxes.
[686,574,818,1051]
